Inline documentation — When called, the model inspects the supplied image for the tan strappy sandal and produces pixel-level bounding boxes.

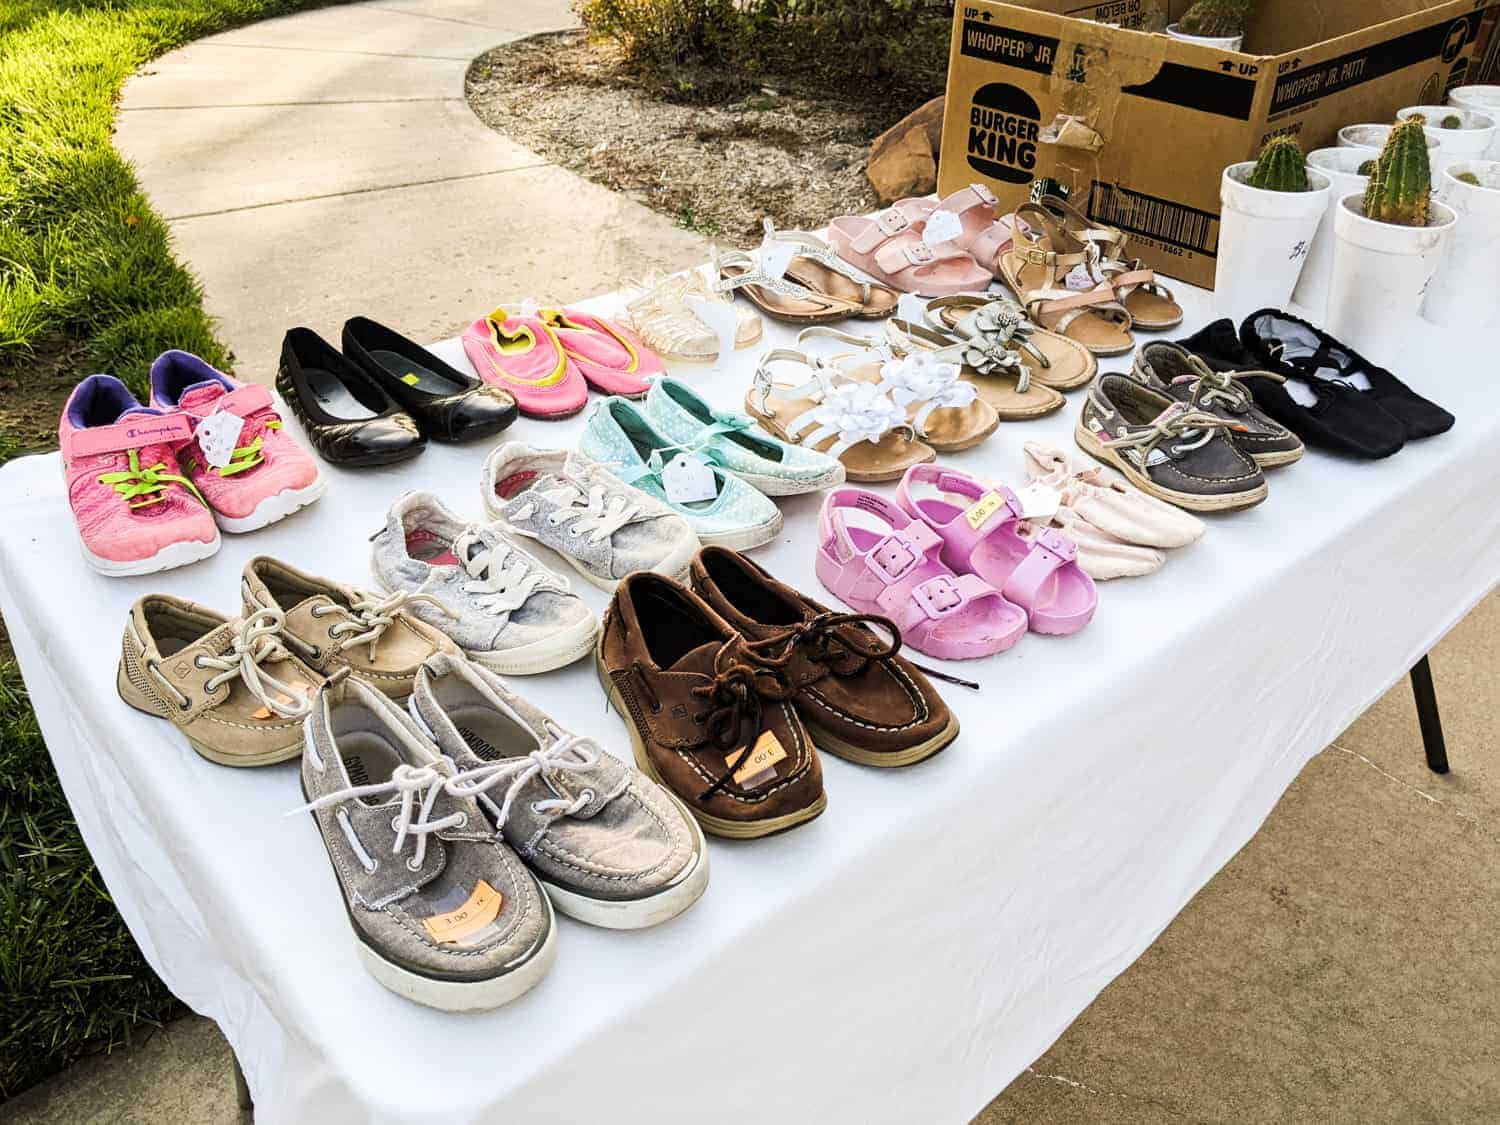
[716,221,898,324]
[745,349,934,482]
[1037,194,1184,331]
[883,319,1065,421]
[794,327,999,454]
[924,294,1096,390]
[998,205,1134,357]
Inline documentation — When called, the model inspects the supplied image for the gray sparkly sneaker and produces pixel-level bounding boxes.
[1131,342,1304,469]
[371,492,598,675]
[408,653,708,929]
[481,443,699,590]
[1075,373,1268,513]
[297,674,556,1010]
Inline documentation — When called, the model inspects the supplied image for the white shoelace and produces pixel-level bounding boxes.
[443,733,601,831]
[510,477,640,546]
[156,607,311,719]
[312,588,453,661]
[452,527,562,616]
[294,760,465,874]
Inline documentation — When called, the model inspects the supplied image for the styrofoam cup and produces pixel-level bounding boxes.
[1422,161,1500,329]
[1448,86,1500,156]
[1397,105,1497,177]
[1293,148,1371,318]
[1165,23,1243,51]
[1326,193,1457,366]
[1213,162,1330,322]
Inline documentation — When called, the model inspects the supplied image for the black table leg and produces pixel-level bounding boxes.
[1409,654,1449,775]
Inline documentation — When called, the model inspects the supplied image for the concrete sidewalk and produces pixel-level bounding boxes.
[114,0,706,380]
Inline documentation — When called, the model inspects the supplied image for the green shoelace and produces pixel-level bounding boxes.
[97,449,207,510]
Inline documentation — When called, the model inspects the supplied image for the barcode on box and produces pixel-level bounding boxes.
[1087,182,1220,256]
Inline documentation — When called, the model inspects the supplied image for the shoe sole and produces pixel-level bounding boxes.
[695,507,784,552]
[484,514,699,592]
[731,463,846,497]
[354,891,558,1012]
[1073,422,1268,513]
[594,643,827,839]
[214,475,327,533]
[805,712,960,768]
[82,532,220,577]
[540,799,710,930]
[1250,444,1305,469]
[467,617,601,676]
[116,664,302,766]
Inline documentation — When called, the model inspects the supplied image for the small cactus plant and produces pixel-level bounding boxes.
[1246,136,1309,190]
[1362,119,1432,226]
[1358,159,1377,176]
[1456,171,1482,185]
[1441,114,1463,128]
[1177,0,1254,37]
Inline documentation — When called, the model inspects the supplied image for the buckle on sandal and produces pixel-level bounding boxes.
[904,243,936,265]
[866,535,920,582]
[876,209,911,237]
[1032,528,1077,564]
[913,576,965,619]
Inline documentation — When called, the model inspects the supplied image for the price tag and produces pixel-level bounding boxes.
[1016,482,1062,522]
[922,207,965,246]
[683,294,739,370]
[660,453,718,505]
[759,237,798,282]
[896,291,929,324]
[725,730,788,790]
[194,409,244,470]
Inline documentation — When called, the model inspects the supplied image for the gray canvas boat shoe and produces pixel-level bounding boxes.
[371,491,598,675]
[408,653,708,929]
[297,674,556,1011]
[1131,342,1304,469]
[1074,373,1268,513]
[481,443,699,591]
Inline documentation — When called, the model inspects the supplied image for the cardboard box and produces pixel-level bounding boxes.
[938,0,1500,288]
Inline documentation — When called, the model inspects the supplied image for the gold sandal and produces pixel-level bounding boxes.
[923,294,1096,390]
[716,220,898,324]
[1037,194,1184,331]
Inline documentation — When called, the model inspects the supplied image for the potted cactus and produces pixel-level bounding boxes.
[1423,160,1500,329]
[1325,119,1458,364]
[1168,0,1252,49]
[1336,122,1441,160]
[1397,105,1499,176]
[1291,147,1374,317]
[1213,136,1331,322]
[1448,87,1500,157]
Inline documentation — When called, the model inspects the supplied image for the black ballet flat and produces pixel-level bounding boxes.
[277,328,425,467]
[341,316,518,442]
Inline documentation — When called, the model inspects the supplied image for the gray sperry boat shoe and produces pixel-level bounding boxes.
[297,674,556,1011]
[408,653,708,929]
[371,491,598,675]
[480,443,699,591]
[241,556,457,700]
[1074,373,1268,513]
[118,596,319,767]
[1131,342,1305,469]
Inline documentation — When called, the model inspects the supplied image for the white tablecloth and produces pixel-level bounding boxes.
[2,282,1497,1124]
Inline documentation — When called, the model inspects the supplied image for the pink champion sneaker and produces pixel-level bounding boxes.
[149,351,325,533]
[60,374,220,576]
[462,307,589,420]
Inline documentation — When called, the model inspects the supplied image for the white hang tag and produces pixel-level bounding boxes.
[922,208,965,247]
[683,294,739,370]
[661,453,718,505]
[1015,482,1062,522]
[1062,263,1096,291]
[194,409,244,470]
[896,291,929,324]
[759,238,798,282]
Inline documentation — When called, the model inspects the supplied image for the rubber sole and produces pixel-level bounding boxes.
[82,532,220,577]
[541,801,709,929]
[805,712,960,768]
[594,645,827,839]
[355,894,557,1011]
[116,665,303,767]
[1074,422,1268,513]
[731,463,846,497]
[214,475,327,533]
[1250,444,1305,469]
[695,507,784,552]
[467,617,600,675]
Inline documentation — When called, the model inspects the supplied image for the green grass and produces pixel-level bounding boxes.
[0,0,345,1099]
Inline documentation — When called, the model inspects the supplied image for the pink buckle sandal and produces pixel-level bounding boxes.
[896,465,1097,636]
[903,183,1013,280]
[828,202,992,297]
[815,487,1026,660]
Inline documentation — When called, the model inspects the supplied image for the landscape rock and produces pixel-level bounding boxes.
[866,95,945,202]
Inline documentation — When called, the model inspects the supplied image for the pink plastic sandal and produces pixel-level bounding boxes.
[462,306,588,419]
[828,202,991,297]
[904,184,1010,279]
[538,306,664,398]
[815,487,1026,660]
[896,465,1097,636]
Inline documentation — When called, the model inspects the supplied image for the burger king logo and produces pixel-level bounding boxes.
[966,82,1042,185]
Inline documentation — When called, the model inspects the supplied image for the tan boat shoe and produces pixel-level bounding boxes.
[240,555,458,700]
[117,595,320,767]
